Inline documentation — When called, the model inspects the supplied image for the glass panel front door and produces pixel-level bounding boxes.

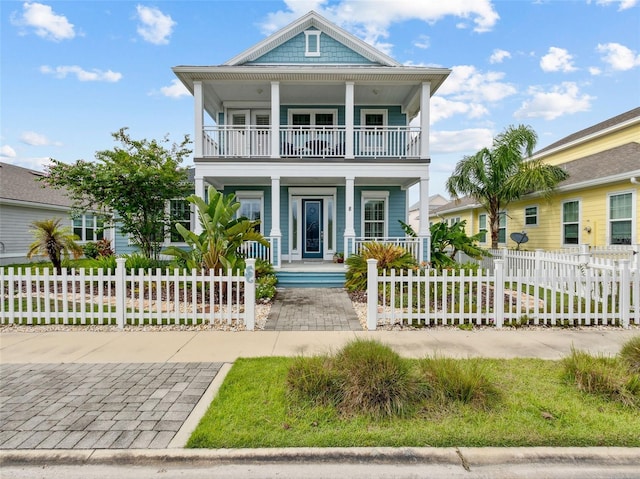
[303,199,323,259]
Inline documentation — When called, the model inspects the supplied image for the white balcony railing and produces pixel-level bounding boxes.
[202,125,422,158]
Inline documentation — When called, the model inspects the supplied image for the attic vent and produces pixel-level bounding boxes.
[305,30,321,57]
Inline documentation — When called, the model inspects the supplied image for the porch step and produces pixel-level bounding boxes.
[275,270,346,288]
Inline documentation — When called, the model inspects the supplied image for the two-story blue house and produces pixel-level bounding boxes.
[172,11,450,272]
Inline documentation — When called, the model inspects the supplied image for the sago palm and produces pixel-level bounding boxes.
[27,218,83,274]
[446,124,568,249]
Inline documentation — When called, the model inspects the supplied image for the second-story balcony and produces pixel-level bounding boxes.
[202,125,423,159]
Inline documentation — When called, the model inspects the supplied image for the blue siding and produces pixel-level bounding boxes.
[248,30,376,65]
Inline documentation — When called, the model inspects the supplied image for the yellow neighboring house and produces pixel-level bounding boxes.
[431,107,640,251]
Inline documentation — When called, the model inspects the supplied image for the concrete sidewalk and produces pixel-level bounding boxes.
[1,328,638,363]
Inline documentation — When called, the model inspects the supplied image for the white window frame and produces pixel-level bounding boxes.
[236,191,264,235]
[304,30,321,57]
[607,190,635,246]
[72,214,104,243]
[168,199,192,244]
[562,199,581,246]
[288,109,338,126]
[361,191,389,239]
[478,213,487,244]
[359,110,388,154]
[498,212,507,245]
[524,205,538,227]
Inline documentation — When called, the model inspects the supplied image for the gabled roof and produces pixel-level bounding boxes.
[0,162,72,208]
[534,107,640,156]
[225,11,401,67]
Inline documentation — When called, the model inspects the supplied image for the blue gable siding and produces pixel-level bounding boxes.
[354,186,406,238]
[248,29,376,65]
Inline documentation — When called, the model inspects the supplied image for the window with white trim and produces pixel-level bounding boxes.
[360,110,388,155]
[73,214,104,242]
[609,192,632,245]
[478,213,487,243]
[525,206,538,226]
[362,192,388,239]
[169,199,191,243]
[236,192,264,234]
[562,200,580,245]
[304,30,321,56]
[450,216,461,226]
[498,212,507,244]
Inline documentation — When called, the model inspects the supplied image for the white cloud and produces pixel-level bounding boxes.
[591,0,638,10]
[0,145,17,158]
[589,66,602,75]
[20,131,49,146]
[514,82,594,120]
[430,129,494,154]
[40,65,123,82]
[136,5,175,45]
[430,96,489,124]
[10,2,75,41]
[489,49,511,64]
[414,34,430,49]
[159,79,190,98]
[1,157,53,171]
[540,47,577,72]
[597,42,640,71]
[437,65,517,103]
[260,0,499,55]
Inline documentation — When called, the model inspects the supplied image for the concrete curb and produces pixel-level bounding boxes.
[1,447,639,467]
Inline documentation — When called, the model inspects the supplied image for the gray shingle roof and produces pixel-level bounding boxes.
[535,107,640,155]
[0,162,72,208]
[558,142,640,187]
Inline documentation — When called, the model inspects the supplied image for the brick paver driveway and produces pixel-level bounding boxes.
[0,362,221,449]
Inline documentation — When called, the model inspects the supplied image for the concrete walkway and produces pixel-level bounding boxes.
[265,288,361,331]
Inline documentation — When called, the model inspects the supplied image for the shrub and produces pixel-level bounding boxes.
[90,255,117,272]
[256,274,277,301]
[620,336,640,374]
[83,242,99,259]
[345,242,417,292]
[254,258,275,278]
[95,238,113,257]
[123,252,165,271]
[417,356,501,410]
[562,348,639,408]
[333,339,418,418]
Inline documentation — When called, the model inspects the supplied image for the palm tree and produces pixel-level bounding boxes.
[27,218,83,274]
[446,125,569,249]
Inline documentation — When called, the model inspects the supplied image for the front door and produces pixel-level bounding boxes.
[303,199,323,259]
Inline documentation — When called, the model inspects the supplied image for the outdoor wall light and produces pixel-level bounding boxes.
[584,226,592,233]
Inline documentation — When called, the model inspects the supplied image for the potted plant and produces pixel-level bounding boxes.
[333,252,344,263]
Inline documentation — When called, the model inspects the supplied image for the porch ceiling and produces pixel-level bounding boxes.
[203,175,420,190]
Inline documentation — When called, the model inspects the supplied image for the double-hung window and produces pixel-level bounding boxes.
[478,213,487,243]
[525,206,538,226]
[609,192,633,245]
[237,192,263,234]
[169,199,191,243]
[562,200,580,245]
[362,192,388,239]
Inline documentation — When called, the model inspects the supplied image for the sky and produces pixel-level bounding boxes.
[1,0,639,199]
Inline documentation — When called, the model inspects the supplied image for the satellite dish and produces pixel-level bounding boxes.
[510,231,528,250]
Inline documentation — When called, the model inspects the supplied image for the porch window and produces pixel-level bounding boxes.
[609,192,632,245]
[360,110,388,155]
[304,30,321,57]
[562,200,580,245]
[525,206,538,226]
[478,213,487,243]
[362,192,388,239]
[73,214,104,242]
[169,199,191,243]
[237,192,263,234]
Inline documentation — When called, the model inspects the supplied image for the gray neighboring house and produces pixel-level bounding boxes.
[0,162,107,265]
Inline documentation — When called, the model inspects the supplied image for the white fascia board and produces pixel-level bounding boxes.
[0,198,72,212]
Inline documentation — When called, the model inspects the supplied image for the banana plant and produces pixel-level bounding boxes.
[163,186,269,272]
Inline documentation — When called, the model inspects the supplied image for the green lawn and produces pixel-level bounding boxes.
[187,356,640,448]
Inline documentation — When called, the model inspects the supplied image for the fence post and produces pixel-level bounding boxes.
[618,259,630,329]
[494,259,504,328]
[244,258,256,331]
[367,259,378,331]
[115,258,126,330]
[579,243,590,265]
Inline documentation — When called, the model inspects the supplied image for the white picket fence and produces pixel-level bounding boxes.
[1,258,257,330]
[365,257,639,330]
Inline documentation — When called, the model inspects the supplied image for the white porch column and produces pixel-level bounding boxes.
[418,174,430,263]
[420,82,430,160]
[345,82,354,159]
[344,176,356,256]
[194,81,204,158]
[270,176,281,237]
[194,175,205,234]
[270,82,280,158]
